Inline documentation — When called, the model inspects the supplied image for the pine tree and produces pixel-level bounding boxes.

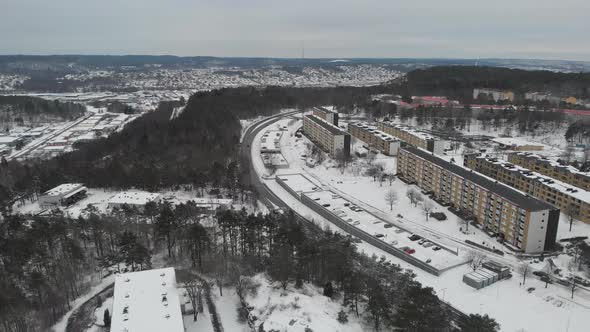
[103,308,111,327]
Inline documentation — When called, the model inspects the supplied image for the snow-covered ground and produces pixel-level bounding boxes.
[251,114,590,332]
[245,274,365,332]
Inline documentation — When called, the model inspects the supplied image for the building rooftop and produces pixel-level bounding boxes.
[513,152,590,177]
[491,137,547,148]
[476,155,590,203]
[109,191,160,206]
[304,114,347,136]
[314,106,338,115]
[349,122,400,142]
[379,121,439,141]
[402,146,555,211]
[42,183,85,197]
[111,267,184,332]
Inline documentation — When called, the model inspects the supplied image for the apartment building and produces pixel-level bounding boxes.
[508,152,590,192]
[465,154,590,224]
[312,106,339,126]
[473,88,515,102]
[348,122,401,155]
[377,121,446,155]
[303,114,350,158]
[397,147,559,253]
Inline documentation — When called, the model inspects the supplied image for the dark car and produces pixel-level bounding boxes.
[408,234,422,241]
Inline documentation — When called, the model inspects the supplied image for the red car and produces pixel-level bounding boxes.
[404,248,416,254]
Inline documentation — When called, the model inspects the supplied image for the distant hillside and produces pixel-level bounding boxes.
[0,96,85,129]
[398,66,590,102]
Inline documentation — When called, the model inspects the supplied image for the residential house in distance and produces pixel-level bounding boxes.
[302,114,351,158]
[473,88,515,102]
[376,121,447,155]
[39,183,88,208]
[508,152,590,191]
[397,146,559,253]
[464,153,590,224]
[348,122,401,155]
[111,267,185,332]
[312,106,339,126]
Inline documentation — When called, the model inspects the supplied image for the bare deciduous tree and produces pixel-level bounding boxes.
[182,279,201,322]
[466,250,487,271]
[385,189,398,211]
[406,188,423,207]
[518,262,531,286]
[422,201,434,221]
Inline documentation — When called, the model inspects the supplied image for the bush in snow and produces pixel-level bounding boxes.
[323,281,334,298]
[337,310,348,324]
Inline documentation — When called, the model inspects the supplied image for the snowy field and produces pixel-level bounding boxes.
[250,114,590,332]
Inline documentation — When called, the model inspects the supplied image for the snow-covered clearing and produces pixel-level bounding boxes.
[245,274,365,332]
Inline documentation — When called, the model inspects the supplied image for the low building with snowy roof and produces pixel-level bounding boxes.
[108,191,161,210]
[491,137,547,151]
[111,267,185,332]
[39,183,88,208]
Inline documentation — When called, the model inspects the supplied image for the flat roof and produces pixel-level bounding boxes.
[513,152,590,178]
[109,191,160,205]
[349,122,400,142]
[379,121,440,141]
[314,106,338,115]
[304,115,347,136]
[111,267,184,332]
[476,155,590,203]
[401,146,554,211]
[42,183,85,197]
[491,137,546,148]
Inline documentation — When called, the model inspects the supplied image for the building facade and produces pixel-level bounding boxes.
[376,121,446,155]
[465,154,590,224]
[397,147,559,253]
[473,88,515,102]
[348,122,400,155]
[312,107,339,126]
[39,183,88,208]
[303,114,350,158]
[508,152,590,192]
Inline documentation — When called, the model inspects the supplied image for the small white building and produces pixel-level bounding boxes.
[38,183,88,208]
[111,267,185,332]
[108,191,161,210]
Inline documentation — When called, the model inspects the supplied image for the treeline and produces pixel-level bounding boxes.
[395,66,590,103]
[0,96,86,129]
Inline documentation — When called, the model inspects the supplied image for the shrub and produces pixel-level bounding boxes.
[337,310,348,324]
[429,212,447,221]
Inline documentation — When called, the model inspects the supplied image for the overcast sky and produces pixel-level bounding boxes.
[1,0,589,61]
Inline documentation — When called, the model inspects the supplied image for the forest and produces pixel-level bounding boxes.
[0,96,85,130]
[396,66,590,103]
[0,200,500,332]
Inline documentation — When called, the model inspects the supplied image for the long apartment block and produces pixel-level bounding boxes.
[377,121,446,155]
[348,122,401,156]
[303,114,351,158]
[465,154,590,224]
[508,152,590,191]
[397,147,559,253]
[312,107,339,126]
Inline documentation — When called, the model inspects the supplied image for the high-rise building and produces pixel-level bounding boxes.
[377,121,446,155]
[465,153,590,224]
[312,106,339,126]
[397,147,559,253]
[303,114,350,158]
[348,122,401,155]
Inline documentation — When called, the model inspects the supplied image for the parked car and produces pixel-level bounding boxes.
[384,224,393,228]
[390,240,398,246]
[533,271,548,278]
[395,229,405,234]
[418,239,427,245]
[408,234,422,241]
[432,246,441,251]
[426,258,432,264]
[404,248,416,254]
[322,203,331,207]
[423,242,434,248]
[352,221,360,226]
[374,233,384,238]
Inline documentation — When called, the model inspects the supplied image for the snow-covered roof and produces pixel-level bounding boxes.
[109,191,160,206]
[379,121,440,141]
[111,267,184,332]
[42,183,85,197]
[491,137,547,149]
[191,197,233,205]
[477,156,590,203]
[0,136,19,144]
